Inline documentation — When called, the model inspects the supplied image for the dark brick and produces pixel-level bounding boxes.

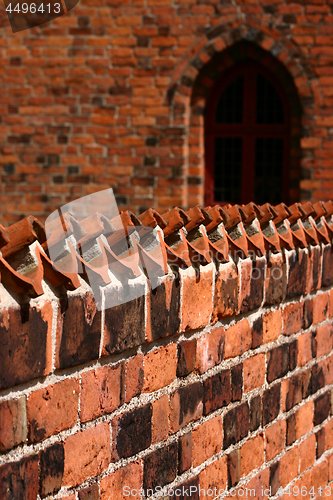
[0,304,52,389]
[143,442,178,491]
[314,391,330,426]
[312,332,317,358]
[56,292,101,369]
[240,258,265,313]
[40,443,64,498]
[249,395,262,432]
[0,455,39,500]
[177,339,196,378]
[316,428,325,459]
[227,449,241,487]
[322,244,333,287]
[78,483,99,500]
[173,382,203,429]
[262,384,281,425]
[284,373,302,412]
[113,404,152,459]
[265,258,287,305]
[231,363,243,402]
[251,316,263,349]
[169,477,199,500]
[213,263,239,319]
[223,402,249,449]
[286,249,308,297]
[289,340,298,371]
[103,294,145,355]
[267,344,289,383]
[304,300,314,329]
[286,414,296,446]
[203,370,231,415]
[308,363,325,396]
[270,461,280,496]
[178,432,192,474]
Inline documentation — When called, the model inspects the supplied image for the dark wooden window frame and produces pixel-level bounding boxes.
[204,60,291,206]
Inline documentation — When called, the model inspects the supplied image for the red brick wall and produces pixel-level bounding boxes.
[1,0,333,224]
[1,241,333,498]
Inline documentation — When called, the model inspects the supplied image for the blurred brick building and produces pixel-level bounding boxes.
[0,0,333,225]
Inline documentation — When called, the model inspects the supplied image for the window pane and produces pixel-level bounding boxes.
[214,137,242,203]
[216,75,244,124]
[254,138,283,204]
[256,74,284,124]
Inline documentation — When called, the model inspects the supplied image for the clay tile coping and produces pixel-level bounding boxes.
[0,224,10,249]
[323,201,333,217]
[298,201,316,219]
[287,203,303,225]
[138,208,167,229]
[185,206,213,232]
[259,203,279,225]
[223,204,242,230]
[1,216,46,259]
[311,201,327,220]
[239,202,265,225]
[162,207,191,237]
[273,203,292,225]
[205,205,231,232]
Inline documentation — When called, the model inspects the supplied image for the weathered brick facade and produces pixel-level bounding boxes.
[1,0,333,224]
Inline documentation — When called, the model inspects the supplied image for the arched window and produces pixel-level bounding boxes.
[205,60,290,206]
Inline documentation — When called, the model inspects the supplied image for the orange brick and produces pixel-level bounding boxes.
[143,344,177,392]
[80,363,123,423]
[199,456,228,492]
[325,418,333,451]
[27,378,79,443]
[125,354,144,403]
[295,401,314,440]
[195,326,225,374]
[299,434,316,473]
[311,459,329,490]
[265,420,286,461]
[100,460,142,500]
[316,324,333,357]
[241,434,264,477]
[63,423,111,487]
[152,395,169,444]
[225,318,252,359]
[282,302,303,336]
[243,353,265,393]
[263,309,282,344]
[192,416,222,467]
[181,266,214,331]
[279,446,299,487]
[297,332,312,367]
[328,452,333,481]
[0,397,27,452]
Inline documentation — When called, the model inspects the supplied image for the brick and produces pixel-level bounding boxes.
[0,303,53,389]
[147,274,180,341]
[281,373,302,412]
[251,316,263,349]
[0,397,27,452]
[212,260,239,320]
[263,309,282,344]
[40,443,64,498]
[223,402,249,449]
[100,461,142,500]
[231,363,243,402]
[299,434,316,473]
[241,433,264,477]
[170,382,203,433]
[314,391,331,426]
[249,395,262,432]
[267,344,289,383]
[171,478,199,500]
[286,249,308,298]
[243,353,265,393]
[192,416,222,467]
[125,354,144,403]
[265,252,287,305]
[152,395,169,443]
[180,265,213,331]
[295,401,314,440]
[195,326,225,374]
[81,363,123,423]
[245,469,270,499]
[178,432,192,474]
[306,245,322,293]
[297,332,312,367]
[102,291,145,355]
[199,456,227,492]
[0,455,39,500]
[203,369,231,415]
[322,244,333,287]
[228,449,241,488]
[279,446,299,487]
[27,378,79,443]
[239,257,265,313]
[282,302,303,335]
[304,293,329,327]
[56,292,101,369]
[143,344,177,392]
[269,461,280,496]
[63,423,111,487]
[316,427,325,459]
[265,420,286,461]
[286,413,296,446]
[143,443,178,492]
[315,324,333,357]
[225,319,252,359]
[177,338,196,377]
[304,362,326,397]
[325,419,333,451]
[112,404,152,459]
[78,484,99,500]
[262,383,281,426]
[311,460,329,491]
